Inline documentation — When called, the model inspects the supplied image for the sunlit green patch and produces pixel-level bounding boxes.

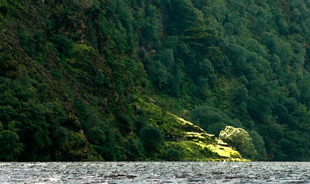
[136,96,247,161]
[166,141,248,161]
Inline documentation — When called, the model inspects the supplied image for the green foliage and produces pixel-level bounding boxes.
[19,33,36,59]
[249,130,267,161]
[253,17,266,35]
[95,70,110,87]
[219,126,258,160]
[234,84,248,105]
[4,0,310,161]
[0,129,23,161]
[0,53,18,79]
[140,125,165,154]
[194,76,210,99]
[166,140,244,161]
[166,148,182,161]
[119,113,134,134]
[0,74,74,161]
[74,99,123,161]
[51,35,73,55]
[50,125,68,147]
[88,126,106,145]
[167,0,203,35]
[18,31,44,61]
[192,105,243,136]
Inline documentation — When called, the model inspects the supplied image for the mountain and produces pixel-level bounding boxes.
[1,0,310,161]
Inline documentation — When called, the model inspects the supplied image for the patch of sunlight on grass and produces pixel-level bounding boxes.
[166,141,247,161]
[136,95,248,161]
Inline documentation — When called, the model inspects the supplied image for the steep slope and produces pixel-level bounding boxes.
[0,0,245,161]
[2,0,310,161]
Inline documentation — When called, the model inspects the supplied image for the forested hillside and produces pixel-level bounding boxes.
[1,0,310,161]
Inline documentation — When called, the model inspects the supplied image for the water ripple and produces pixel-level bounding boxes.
[0,162,309,183]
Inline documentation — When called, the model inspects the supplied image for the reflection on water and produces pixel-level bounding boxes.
[0,162,309,183]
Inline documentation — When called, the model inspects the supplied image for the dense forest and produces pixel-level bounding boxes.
[1,0,310,161]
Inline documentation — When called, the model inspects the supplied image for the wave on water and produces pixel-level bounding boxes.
[0,162,309,183]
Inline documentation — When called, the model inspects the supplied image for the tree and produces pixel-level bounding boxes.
[140,125,164,154]
[51,35,73,55]
[206,46,227,73]
[249,130,267,161]
[219,126,258,160]
[95,70,106,86]
[125,137,140,161]
[270,54,281,72]
[166,149,182,161]
[88,126,106,145]
[185,25,211,51]
[252,17,266,35]
[191,106,243,136]
[234,84,248,105]
[279,131,307,161]
[0,122,23,161]
[194,76,209,99]
[167,0,204,35]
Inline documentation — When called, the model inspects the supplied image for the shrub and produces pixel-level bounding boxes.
[166,149,182,161]
[140,125,164,154]
[87,126,106,145]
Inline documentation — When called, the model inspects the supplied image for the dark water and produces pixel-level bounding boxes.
[0,162,309,183]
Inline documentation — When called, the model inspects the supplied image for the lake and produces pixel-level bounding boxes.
[0,162,309,183]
